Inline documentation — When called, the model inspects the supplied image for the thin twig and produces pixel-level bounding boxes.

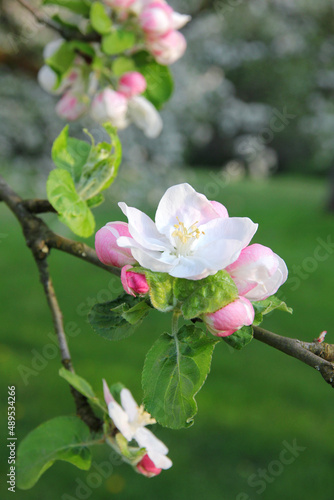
[22,199,56,214]
[253,326,334,388]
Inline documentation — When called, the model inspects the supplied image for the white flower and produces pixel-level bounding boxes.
[116,183,258,280]
[103,380,172,470]
[127,96,163,138]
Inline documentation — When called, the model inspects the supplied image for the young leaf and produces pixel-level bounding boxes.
[90,2,112,34]
[140,269,175,312]
[133,51,174,109]
[102,29,136,55]
[17,416,92,490]
[43,0,91,16]
[47,169,95,237]
[59,367,96,400]
[252,295,293,326]
[223,325,253,350]
[46,42,76,76]
[112,56,136,76]
[52,126,92,183]
[88,294,150,341]
[174,270,239,320]
[142,325,218,429]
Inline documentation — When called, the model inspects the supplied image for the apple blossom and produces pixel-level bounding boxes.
[38,66,80,95]
[104,0,136,8]
[91,89,129,128]
[225,243,288,301]
[139,2,173,36]
[146,30,187,65]
[115,183,258,280]
[103,380,172,471]
[118,72,147,98]
[55,92,88,121]
[121,265,150,296]
[171,11,191,30]
[95,222,137,267]
[203,296,255,337]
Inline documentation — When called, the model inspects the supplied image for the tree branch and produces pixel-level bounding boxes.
[253,326,334,388]
[15,0,100,42]
[0,174,105,431]
[22,198,56,214]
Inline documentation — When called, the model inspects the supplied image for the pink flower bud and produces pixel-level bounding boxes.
[140,2,173,36]
[203,297,254,337]
[118,72,147,98]
[121,265,149,296]
[90,89,128,128]
[136,454,162,477]
[95,222,136,267]
[147,30,187,65]
[55,92,88,121]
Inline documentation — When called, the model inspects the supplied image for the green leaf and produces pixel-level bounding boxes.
[102,29,136,55]
[47,169,95,237]
[133,51,174,109]
[252,295,293,326]
[52,126,92,183]
[75,126,122,200]
[43,0,91,16]
[140,269,175,312]
[112,56,136,76]
[175,270,239,320]
[90,2,112,35]
[86,193,104,208]
[52,13,80,31]
[59,367,96,400]
[17,417,92,490]
[142,325,218,429]
[46,41,76,76]
[223,325,253,350]
[69,40,96,58]
[88,294,150,341]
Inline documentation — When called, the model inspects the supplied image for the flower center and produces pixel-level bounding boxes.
[172,217,204,257]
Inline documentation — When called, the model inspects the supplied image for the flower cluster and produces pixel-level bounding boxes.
[105,0,190,65]
[103,380,172,477]
[95,183,288,337]
[37,0,190,136]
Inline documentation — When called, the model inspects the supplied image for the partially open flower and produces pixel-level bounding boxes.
[203,296,255,337]
[121,265,150,296]
[146,30,187,65]
[225,243,288,301]
[95,222,137,267]
[91,89,128,128]
[55,92,88,121]
[103,380,172,472]
[118,72,147,98]
[139,2,173,36]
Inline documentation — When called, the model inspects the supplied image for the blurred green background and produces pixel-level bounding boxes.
[1,0,334,499]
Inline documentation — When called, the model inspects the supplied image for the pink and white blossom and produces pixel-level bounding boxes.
[95,222,137,267]
[118,71,147,98]
[103,380,172,471]
[203,296,255,337]
[104,0,136,8]
[139,2,173,36]
[146,30,187,65]
[127,96,163,138]
[90,89,128,128]
[116,183,258,280]
[121,265,150,296]
[225,243,288,301]
[55,92,88,121]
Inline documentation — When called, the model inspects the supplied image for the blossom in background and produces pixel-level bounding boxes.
[115,183,258,280]
[103,380,172,475]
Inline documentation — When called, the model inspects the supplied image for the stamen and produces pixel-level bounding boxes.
[172,217,205,255]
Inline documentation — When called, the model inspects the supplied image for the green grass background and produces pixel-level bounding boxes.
[0,172,333,500]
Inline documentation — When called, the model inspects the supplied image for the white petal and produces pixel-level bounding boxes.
[148,451,173,470]
[118,202,171,251]
[107,401,133,441]
[43,38,64,59]
[128,96,163,138]
[131,246,175,273]
[120,388,139,423]
[155,183,219,239]
[134,427,169,456]
[168,255,211,280]
[244,255,288,301]
[172,12,191,29]
[194,217,258,269]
